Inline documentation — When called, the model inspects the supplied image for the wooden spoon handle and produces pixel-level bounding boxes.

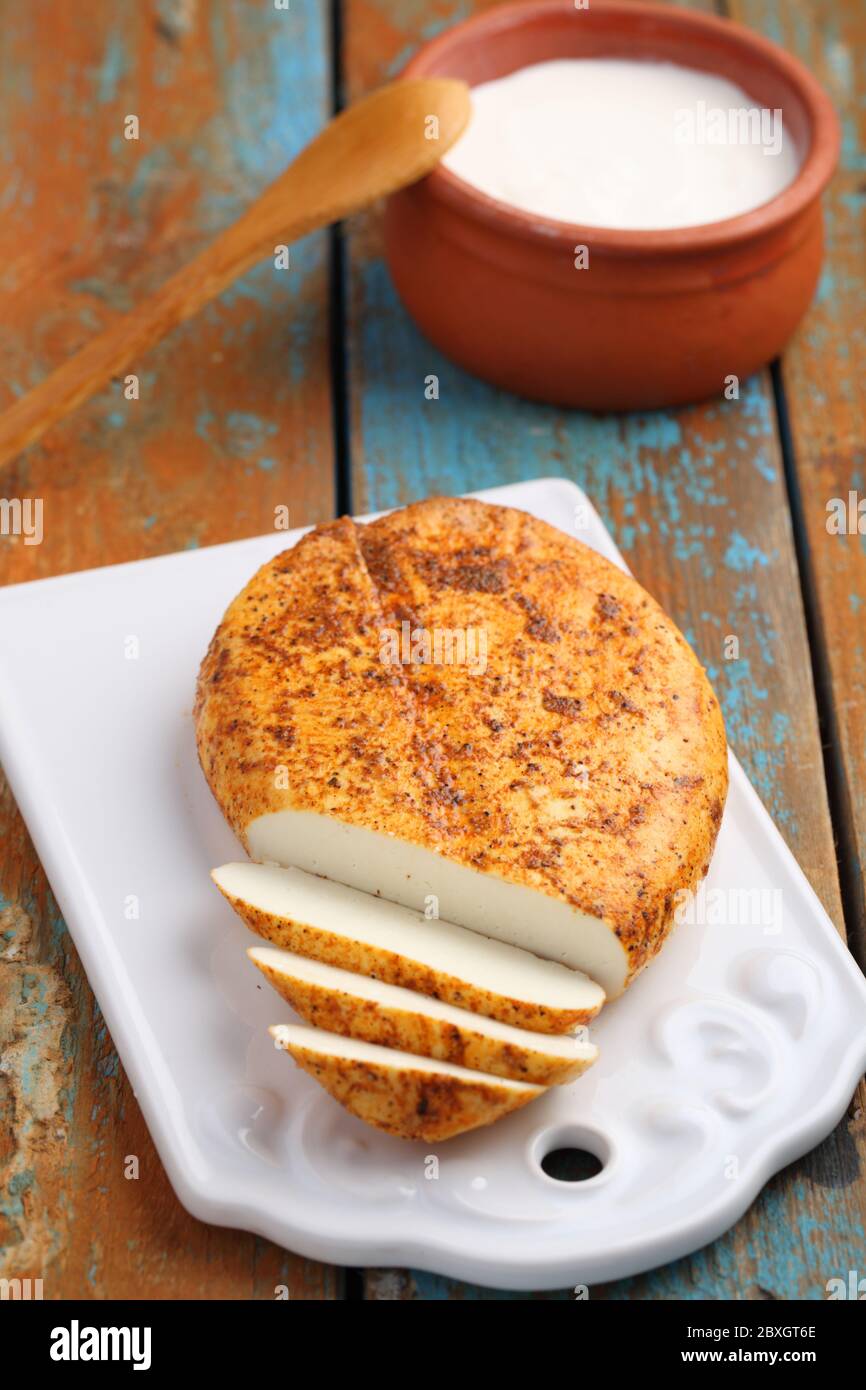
[0,77,469,470]
[0,190,312,468]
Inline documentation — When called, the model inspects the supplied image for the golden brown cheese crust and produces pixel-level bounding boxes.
[196,496,728,988]
[255,958,593,1086]
[277,1040,540,1141]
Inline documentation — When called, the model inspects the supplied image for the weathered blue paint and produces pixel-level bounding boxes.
[724,531,773,572]
[95,31,129,106]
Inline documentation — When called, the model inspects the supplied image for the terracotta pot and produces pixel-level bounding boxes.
[383,0,840,410]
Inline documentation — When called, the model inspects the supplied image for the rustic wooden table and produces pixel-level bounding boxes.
[1,0,863,1300]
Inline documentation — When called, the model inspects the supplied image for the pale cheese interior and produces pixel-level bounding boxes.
[245,809,627,997]
[216,860,606,1012]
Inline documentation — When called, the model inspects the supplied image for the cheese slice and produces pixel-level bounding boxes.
[270,1023,543,1141]
[215,861,604,1033]
[251,944,597,1085]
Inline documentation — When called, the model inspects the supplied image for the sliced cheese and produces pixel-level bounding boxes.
[270,1023,543,1141]
[251,944,597,1085]
[247,810,631,998]
[215,860,605,1034]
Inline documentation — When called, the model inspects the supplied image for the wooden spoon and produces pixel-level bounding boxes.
[0,78,469,469]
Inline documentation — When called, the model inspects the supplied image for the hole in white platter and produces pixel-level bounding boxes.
[532,1125,612,1186]
[542,1148,602,1183]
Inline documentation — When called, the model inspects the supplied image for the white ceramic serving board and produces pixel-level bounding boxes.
[1,478,864,1292]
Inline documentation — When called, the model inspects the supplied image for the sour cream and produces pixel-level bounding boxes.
[441,59,801,230]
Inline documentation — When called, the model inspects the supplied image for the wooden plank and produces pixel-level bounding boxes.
[0,0,335,580]
[0,1,340,1297]
[343,0,863,1298]
[728,0,866,966]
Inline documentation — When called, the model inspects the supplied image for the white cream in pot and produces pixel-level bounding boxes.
[441,59,801,230]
